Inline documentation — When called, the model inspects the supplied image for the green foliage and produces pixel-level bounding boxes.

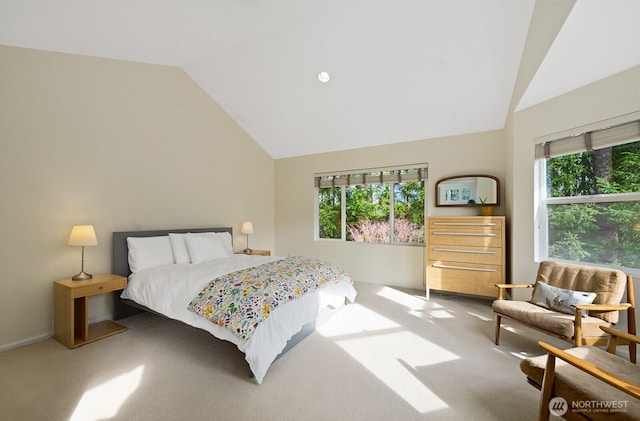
[318,187,341,239]
[546,141,640,268]
[547,152,594,197]
[548,204,598,235]
[549,232,591,261]
[319,180,425,244]
[393,181,425,225]
[346,184,390,224]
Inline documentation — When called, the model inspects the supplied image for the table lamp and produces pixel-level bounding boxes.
[241,221,254,254]
[68,225,98,280]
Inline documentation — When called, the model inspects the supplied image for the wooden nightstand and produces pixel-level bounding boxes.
[237,249,271,256]
[54,273,128,348]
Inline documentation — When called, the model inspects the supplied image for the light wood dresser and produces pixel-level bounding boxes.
[426,216,505,298]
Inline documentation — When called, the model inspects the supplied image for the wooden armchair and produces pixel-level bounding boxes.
[493,261,636,360]
[521,326,640,420]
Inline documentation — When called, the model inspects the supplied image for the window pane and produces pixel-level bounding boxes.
[547,201,640,268]
[393,181,425,243]
[547,140,640,197]
[547,152,595,197]
[597,141,640,194]
[318,187,341,239]
[345,184,390,243]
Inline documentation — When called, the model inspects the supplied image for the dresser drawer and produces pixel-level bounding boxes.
[428,217,501,227]
[426,216,505,298]
[428,229,502,248]
[428,244,502,266]
[428,261,501,297]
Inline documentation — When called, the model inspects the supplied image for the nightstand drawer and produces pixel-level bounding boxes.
[70,277,126,298]
[67,275,127,298]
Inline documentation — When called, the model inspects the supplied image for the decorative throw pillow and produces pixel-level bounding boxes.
[530,281,597,317]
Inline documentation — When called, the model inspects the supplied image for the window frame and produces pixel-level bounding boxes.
[315,178,427,246]
[534,117,640,277]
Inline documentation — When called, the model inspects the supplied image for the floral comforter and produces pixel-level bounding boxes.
[187,256,352,340]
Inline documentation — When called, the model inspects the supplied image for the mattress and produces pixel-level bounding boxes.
[121,254,356,383]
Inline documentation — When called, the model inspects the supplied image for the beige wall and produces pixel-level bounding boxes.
[509,64,640,280]
[274,130,505,290]
[3,42,639,350]
[507,65,640,309]
[0,45,275,348]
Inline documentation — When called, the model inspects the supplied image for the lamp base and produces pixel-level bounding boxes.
[243,248,253,254]
[72,271,93,281]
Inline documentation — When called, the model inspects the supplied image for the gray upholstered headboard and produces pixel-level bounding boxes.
[112,227,233,277]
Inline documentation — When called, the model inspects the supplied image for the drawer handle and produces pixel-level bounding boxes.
[432,264,497,273]
[432,232,497,237]
[431,222,497,227]
[99,286,104,289]
[432,248,497,255]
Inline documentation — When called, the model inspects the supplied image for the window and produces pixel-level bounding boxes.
[536,117,640,271]
[315,165,427,245]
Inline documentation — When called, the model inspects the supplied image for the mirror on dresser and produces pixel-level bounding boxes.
[435,174,499,207]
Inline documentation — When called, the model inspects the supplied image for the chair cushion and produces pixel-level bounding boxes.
[521,346,640,420]
[492,300,609,339]
[536,261,626,323]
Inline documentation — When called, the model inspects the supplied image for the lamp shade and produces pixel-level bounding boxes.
[240,221,254,235]
[68,225,98,246]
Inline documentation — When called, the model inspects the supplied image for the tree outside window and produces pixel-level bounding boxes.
[543,140,640,269]
[318,187,341,239]
[316,168,426,245]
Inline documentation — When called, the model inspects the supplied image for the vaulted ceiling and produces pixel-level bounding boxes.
[1,1,639,158]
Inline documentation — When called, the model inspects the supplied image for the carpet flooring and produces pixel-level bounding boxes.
[0,282,568,421]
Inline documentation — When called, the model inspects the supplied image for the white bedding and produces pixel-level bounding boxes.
[121,254,357,383]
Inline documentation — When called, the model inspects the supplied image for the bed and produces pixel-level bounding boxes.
[112,227,356,384]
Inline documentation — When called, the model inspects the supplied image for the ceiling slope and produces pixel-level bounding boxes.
[1,1,638,158]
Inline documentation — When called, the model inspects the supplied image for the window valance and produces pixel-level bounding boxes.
[535,118,640,159]
[314,164,428,188]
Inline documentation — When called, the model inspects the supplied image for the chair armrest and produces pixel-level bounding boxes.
[494,283,533,300]
[599,326,640,346]
[574,303,632,312]
[537,341,640,400]
[495,283,534,289]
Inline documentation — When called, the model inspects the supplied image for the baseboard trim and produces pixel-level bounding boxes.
[0,332,53,352]
[0,314,117,352]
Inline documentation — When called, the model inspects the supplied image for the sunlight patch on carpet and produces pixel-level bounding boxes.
[317,302,459,413]
[337,331,458,413]
[317,304,399,337]
[467,311,492,322]
[70,365,144,421]
[426,309,454,319]
[376,286,426,311]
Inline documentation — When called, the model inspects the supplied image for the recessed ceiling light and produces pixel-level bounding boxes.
[317,71,330,83]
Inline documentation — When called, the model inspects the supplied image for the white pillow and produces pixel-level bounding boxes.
[168,233,190,264]
[186,234,231,264]
[213,231,233,256]
[168,232,233,264]
[127,236,174,273]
